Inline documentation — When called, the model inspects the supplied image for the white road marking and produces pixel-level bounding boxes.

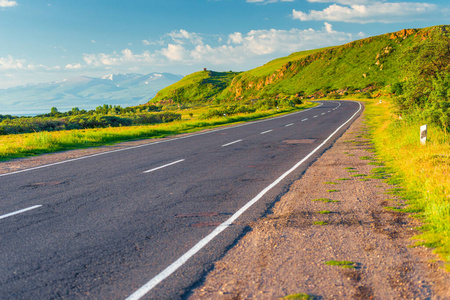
[328,111,331,113]
[285,123,294,127]
[301,118,308,121]
[125,101,362,300]
[0,103,323,178]
[321,113,326,115]
[313,115,318,118]
[222,139,243,147]
[260,129,273,135]
[0,205,42,221]
[143,159,185,174]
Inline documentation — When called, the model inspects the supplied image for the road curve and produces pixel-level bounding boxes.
[0,100,362,299]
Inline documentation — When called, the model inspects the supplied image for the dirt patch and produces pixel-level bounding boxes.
[190,115,450,299]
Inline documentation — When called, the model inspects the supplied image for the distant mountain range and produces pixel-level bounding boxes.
[0,72,183,115]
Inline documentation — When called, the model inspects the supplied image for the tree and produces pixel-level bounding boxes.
[50,107,59,116]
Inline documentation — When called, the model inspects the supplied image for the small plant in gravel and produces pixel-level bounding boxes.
[337,178,351,181]
[313,221,328,225]
[368,161,385,166]
[351,174,367,177]
[344,167,356,170]
[283,293,314,300]
[323,181,338,185]
[327,189,340,193]
[325,260,356,268]
[348,170,358,173]
[359,156,374,160]
[312,198,340,203]
[317,210,331,214]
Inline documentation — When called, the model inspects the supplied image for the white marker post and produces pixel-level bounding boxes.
[420,124,427,145]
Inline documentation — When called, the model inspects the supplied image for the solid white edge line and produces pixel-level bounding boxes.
[143,159,185,174]
[260,129,273,135]
[0,205,43,220]
[221,139,243,147]
[125,101,362,300]
[0,103,323,178]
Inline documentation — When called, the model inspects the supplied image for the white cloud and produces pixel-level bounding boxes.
[167,29,203,45]
[83,49,155,67]
[228,32,244,44]
[293,1,438,23]
[0,55,52,70]
[0,0,17,8]
[78,26,359,70]
[161,44,187,61]
[65,63,82,70]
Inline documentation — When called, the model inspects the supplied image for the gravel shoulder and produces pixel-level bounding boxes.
[190,114,450,299]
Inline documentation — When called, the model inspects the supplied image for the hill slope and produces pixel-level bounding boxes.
[150,25,449,103]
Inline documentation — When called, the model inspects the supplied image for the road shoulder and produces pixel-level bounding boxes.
[190,113,450,299]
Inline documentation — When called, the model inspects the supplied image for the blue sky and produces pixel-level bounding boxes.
[0,0,448,88]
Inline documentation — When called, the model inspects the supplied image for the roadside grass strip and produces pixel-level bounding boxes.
[363,99,450,269]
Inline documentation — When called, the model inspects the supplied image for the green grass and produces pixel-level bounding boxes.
[312,198,340,203]
[359,156,374,160]
[337,178,351,181]
[325,260,356,269]
[327,189,340,193]
[363,98,450,270]
[317,210,332,214]
[351,174,367,177]
[344,167,356,170]
[283,293,314,300]
[313,221,328,225]
[324,181,338,184]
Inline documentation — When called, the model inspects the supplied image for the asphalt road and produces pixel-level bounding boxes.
[0,100,362,299]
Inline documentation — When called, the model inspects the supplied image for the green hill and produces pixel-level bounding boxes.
[151,70,240,104]
[150,25,450,106]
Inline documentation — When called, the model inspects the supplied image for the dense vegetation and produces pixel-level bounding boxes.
[0,104,181,135]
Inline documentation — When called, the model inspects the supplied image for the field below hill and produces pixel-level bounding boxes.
[0,100,315,161]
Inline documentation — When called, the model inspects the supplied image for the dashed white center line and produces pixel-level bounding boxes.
[143,159,185,173]
[222,139,243,147]
[313,115,318,118]
[285,123,294,127]
[328,111,331,113]
[260,129,273,135]
[321,113,326,115]
[0,205,43,221]
[301,118,308,122]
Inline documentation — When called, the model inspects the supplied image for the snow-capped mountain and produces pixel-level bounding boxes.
[0,72,183,115]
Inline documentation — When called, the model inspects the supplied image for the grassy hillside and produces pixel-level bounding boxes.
[150,26,449,103]
[151,70,240,103]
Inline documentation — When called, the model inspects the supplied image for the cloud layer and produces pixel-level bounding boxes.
[0,0,17,7]
[293,1,439,23]
[80,24,358,70]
